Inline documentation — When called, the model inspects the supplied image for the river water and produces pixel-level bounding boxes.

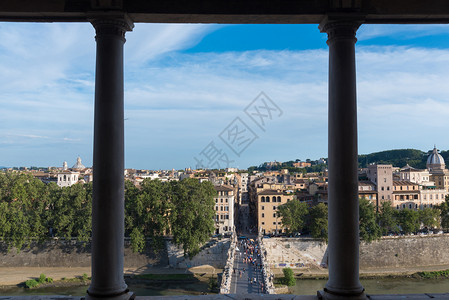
[0,278,448,296]
[291,278,449,295]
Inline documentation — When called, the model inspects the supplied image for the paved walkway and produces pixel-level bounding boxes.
[230,239,265,294]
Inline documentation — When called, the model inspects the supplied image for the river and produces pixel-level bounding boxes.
[290,278,449,295]
[0,278,448,296]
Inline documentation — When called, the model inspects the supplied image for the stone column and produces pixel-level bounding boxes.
[318,19,366,300]
[86,15,133,300]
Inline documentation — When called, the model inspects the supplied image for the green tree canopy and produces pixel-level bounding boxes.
[396,209,420,234]
[437,196,449,230]
[125,179,173,252]
[377,201,399,235]
[419,207,440,229]
[359,197,381,242]
[277,199,308,234]
[170,179,216,258]
[308,203,328,241]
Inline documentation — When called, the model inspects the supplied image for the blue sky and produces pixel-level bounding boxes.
[0,23,449,170]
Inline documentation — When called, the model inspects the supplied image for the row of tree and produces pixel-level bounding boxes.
[0,172,216,258]
[277,197,449,242]
[276,201,328,241]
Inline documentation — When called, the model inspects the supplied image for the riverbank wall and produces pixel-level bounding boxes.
[0,239,167,268]
[263,234,449,272]
[0,237,230,270]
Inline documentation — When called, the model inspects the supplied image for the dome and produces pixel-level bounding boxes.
[72,156,86,170]
[426,146,445,171]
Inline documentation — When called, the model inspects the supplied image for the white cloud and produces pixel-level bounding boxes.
[1,23,449,169]
[358,24,449,41]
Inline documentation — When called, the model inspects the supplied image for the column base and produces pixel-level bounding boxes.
[86,291,135,300]
[318,290,367,300]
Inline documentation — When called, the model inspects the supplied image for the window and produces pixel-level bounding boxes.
[273,206,276,210]
[226,214,229,219]
[266,197,270,203]
[226,206,229,211]
[220,206,223,211]
[220,199,223,203]
[225,198,228,203]
[273,213,276,217]
[277,196,281,202]
[387,187,389,191]
[384,178,386,183]
[261,196,265,202]
[215,199,218,203]
[261,222,265,225]
[396,205,399,209]
[273,222,276,225]
[262,213,264,218]
[409,204,412,209]
[262,206,264,210]
[272,196,276,202]
[381,187,384,191]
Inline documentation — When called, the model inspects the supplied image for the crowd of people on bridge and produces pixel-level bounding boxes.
[234,237,265,292]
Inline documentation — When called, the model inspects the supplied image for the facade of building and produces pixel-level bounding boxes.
[57,171,80,187]
[367,164,393,203]
[358,181,377,206]
[293,161,311,168]
[257,190,294,235]
[392,180,420,210]
[213,185,235,234]
[427,146,449,192]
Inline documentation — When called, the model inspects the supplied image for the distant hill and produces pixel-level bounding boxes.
[357,148,448,169]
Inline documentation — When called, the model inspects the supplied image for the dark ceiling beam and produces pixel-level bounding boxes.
[0,0,448,24]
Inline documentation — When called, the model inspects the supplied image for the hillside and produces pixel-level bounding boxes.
[358,148,449,169]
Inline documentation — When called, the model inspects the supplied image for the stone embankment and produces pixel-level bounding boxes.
[167,238,231,269]
[262,233,449,275]
[0,238,166,268]
[258,235,275,294]
[0,237,231,271]
[219,234,236,294]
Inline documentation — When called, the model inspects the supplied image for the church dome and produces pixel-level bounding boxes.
[427,146,445,171]
[72,156,86,170]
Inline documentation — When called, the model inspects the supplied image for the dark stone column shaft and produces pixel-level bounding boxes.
[87,16,133,300]
[319,20,366,299]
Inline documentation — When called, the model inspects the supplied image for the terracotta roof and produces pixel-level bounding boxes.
[214,185,234,191]
[393,180,419,186]
[294,179,306,184]
[258,189,283,195]
[358,181,375,186]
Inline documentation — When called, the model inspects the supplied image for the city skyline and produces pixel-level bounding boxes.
[1,23,449,169]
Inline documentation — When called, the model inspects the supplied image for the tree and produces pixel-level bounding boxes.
[437,197,449,230]
[359,197,381,242]
[170,179,216,258]
[125,179,172,252]
[377,201,399,235]
[396,209,420,234]
[419,207,440,229]
[308,203,328,241]
[282,267,296,286]
[277,199,308,234]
